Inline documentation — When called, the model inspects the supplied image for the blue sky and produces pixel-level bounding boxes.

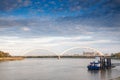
[0,0,120,55]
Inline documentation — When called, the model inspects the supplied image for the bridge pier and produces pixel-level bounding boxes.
[57,56,61,60]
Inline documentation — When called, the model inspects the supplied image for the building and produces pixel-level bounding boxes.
[83,52,100,56]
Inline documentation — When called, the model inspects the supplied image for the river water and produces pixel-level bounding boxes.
[0,58,120,80]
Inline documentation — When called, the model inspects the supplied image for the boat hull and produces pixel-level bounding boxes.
[87,65,100,70]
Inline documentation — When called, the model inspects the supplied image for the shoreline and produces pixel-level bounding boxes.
[0,57,24,61]
[112,77,120,80]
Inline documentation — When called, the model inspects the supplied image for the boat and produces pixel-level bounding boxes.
[87,61,100,70]
[87,57,114,70]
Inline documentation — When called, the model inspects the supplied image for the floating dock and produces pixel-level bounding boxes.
[87,57,113,70]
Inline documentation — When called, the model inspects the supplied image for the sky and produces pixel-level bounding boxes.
[0,0,120,56]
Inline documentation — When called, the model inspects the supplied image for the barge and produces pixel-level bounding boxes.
[87,57,113,70]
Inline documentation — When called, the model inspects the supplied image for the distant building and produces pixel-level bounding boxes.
[73,54,80,56]
[104,53,110,56]
[83,52,100,56]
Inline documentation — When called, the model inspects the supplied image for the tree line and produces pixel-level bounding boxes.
[111,52,120,58]
[0,51,11,57]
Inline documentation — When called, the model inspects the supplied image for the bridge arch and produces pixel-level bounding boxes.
[23,48,58,56]
[60,47,104,56]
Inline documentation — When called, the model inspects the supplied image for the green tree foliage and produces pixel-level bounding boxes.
[0,51,11,57]
[111,52,120,58]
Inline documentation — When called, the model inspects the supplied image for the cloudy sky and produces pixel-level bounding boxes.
[0,0,120,55]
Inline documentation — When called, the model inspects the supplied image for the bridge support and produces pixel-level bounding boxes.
[57,56,61,60]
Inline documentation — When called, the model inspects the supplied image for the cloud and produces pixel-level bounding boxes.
[0,0,119,55]
[0,35,119,55]
[0,0,31,11]
[0,17,35,28]
[0,15,119,41]
[21,27,31,31]
[0,0,119,16]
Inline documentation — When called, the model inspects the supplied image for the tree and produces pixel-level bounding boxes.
[111,52,120,58]
[0,51,11,57]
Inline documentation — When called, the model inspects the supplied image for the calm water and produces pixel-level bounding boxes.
[0,58,120,80]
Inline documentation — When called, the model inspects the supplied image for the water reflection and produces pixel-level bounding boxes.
[101,70,108,80]
[88,70,100,80]
[0,59,119,80]
[88,69,112,80]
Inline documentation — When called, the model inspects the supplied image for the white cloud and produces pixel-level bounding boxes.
[21,27,31,31]
[0,36,119,56]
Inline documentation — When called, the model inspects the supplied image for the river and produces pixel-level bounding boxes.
[0,58,120,80]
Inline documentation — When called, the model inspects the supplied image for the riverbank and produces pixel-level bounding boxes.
[110,77,120,80]
[0,57,24,61]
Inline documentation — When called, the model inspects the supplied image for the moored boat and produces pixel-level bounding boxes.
[87,61,100,70]
[87,57,113,70]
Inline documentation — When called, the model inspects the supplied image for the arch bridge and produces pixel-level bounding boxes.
[23,47,104,59]
[23,48,58,57]
[57,47,104,59]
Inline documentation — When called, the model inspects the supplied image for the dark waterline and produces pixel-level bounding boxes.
[0,58,120,80]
